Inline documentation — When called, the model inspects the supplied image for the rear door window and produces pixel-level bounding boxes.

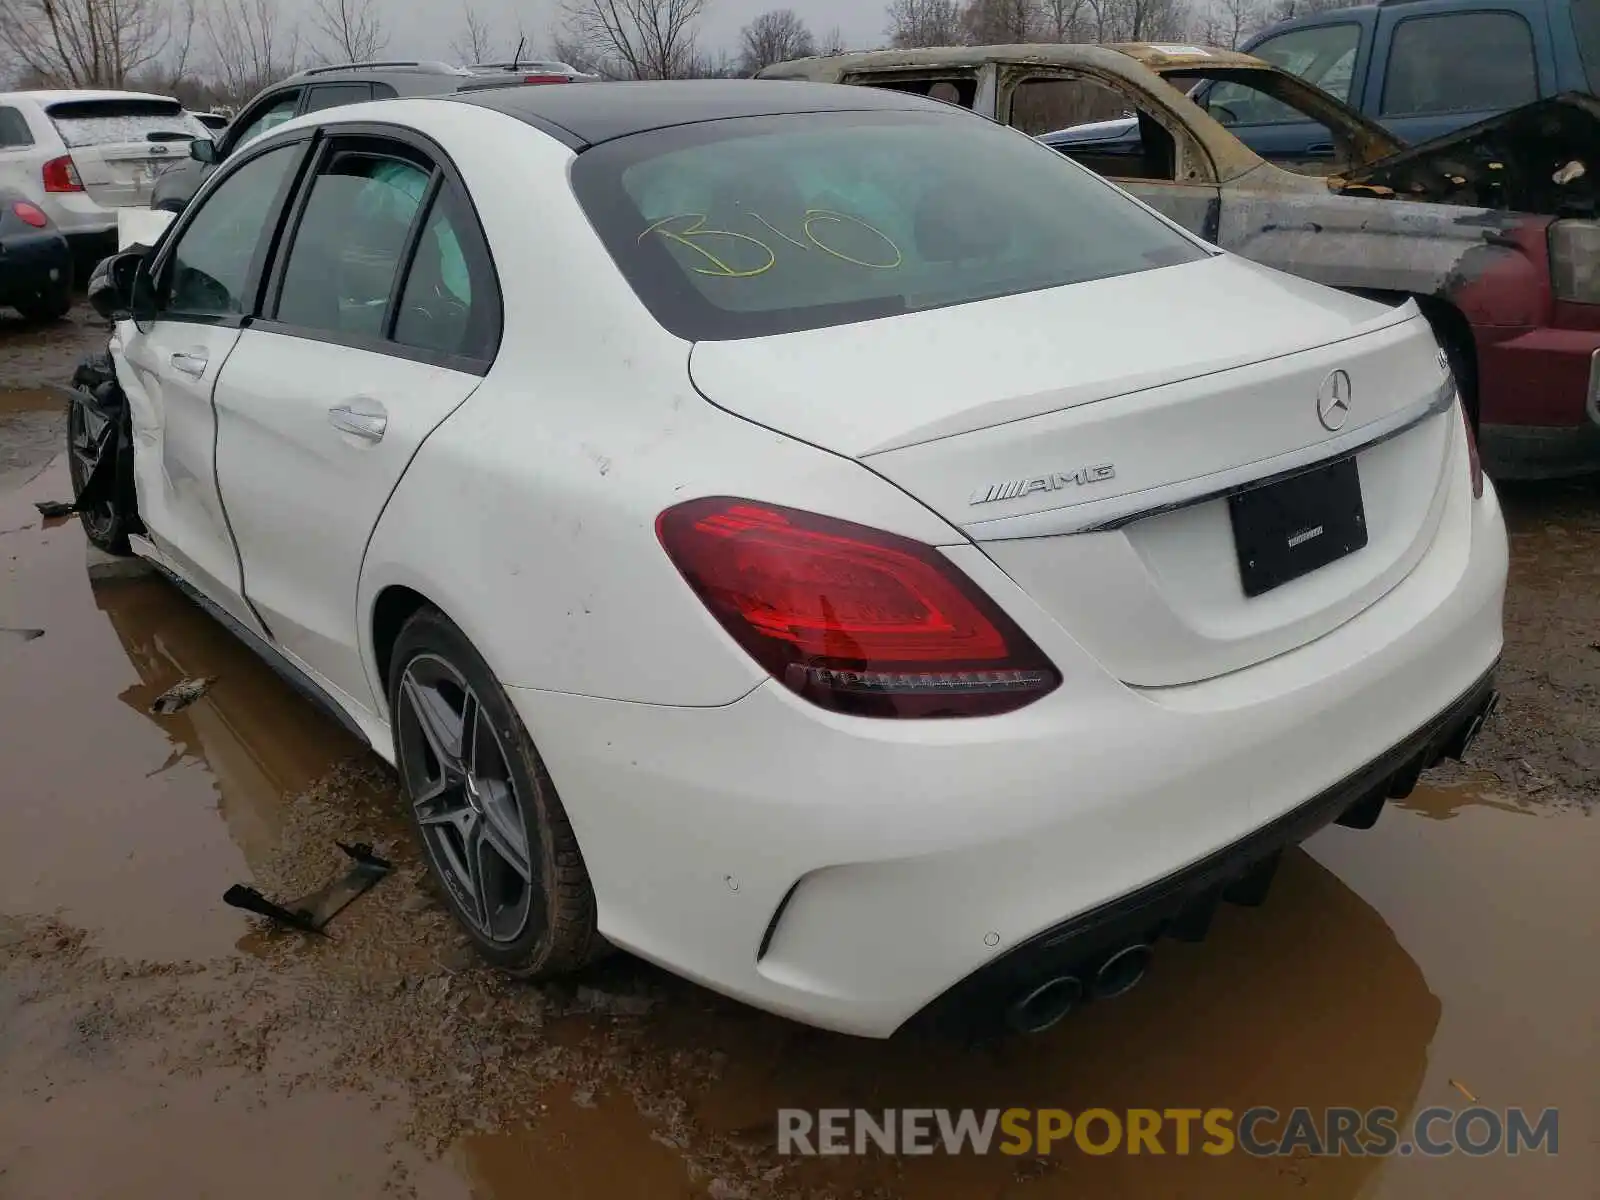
[229,91,301,151]
[1246,22,1363,104]
[1574,0,1600,90]
[45,98,208,147]
[303,83,374,113]
[1380,12,1539,115]
[0,106,33,147]
[273,148,430,338]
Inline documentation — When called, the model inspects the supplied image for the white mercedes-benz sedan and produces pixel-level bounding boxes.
[74,79,1506,1039]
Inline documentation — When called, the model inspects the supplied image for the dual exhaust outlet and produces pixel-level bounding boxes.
[1005,942,1153,1035]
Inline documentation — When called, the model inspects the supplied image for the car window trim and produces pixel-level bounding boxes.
[262,132,438,336]
[1204,26,1362,127]
[1378,8,1538,117]
[1003,66,1220,187]
[382,168,444,338]
[148,131,316,329]
[249,119,501,374]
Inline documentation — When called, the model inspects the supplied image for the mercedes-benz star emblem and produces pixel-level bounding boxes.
[1317,369,1352,432]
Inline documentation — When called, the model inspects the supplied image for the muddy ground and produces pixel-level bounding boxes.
[1,311,1596,1199]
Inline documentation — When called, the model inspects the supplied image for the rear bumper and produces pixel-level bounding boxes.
[910,662,1499,1036]
[0,230,72,304]
[1478,328,1600,478]
[509,461,1507,1038]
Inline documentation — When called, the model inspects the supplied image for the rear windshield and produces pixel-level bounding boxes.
[45,99,207,148]
[1575,0,1599,91]
[570,109,1208,341]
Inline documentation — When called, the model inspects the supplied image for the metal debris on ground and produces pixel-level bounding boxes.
[34,500,78,518]
[223,842,393,936]
[149,676,216,715]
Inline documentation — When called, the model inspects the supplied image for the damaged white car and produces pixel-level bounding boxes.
[71,80,1505,1037]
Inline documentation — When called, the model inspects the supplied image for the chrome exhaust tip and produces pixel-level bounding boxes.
[1091,943,1153,1000]
[1005,975,1083,1034]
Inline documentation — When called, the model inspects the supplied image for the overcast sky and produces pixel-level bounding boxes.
[356,0,886,63]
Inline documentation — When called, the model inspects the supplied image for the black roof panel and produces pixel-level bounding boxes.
[448,78,961,147]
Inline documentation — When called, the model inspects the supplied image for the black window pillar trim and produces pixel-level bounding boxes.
[246,117,504,375]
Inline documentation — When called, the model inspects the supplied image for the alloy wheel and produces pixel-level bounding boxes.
[396,653,538,944]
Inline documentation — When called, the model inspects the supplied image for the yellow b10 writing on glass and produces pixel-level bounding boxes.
[639,210,904,278]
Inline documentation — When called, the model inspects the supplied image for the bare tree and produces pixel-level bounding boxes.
[1037,0,1088,40]
[737,8,815,74]
[885,0,963,47]
[551,32,610,75]
[817,24,848,54]
[203,0,301,104]
[450,1,495,62]
[1203,0,1260,47]
[0,0,178,87]
[311,0,387,63]
[558,0,707,80]
[961,0,1038,42]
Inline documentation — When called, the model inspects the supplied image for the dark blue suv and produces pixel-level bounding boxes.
[1199,0,1596,164]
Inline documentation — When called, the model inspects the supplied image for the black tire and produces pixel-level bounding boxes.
[388,607,604,976]
[65,390,133,555]
[18,280,71,323]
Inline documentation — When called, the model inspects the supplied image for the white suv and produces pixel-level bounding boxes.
[0,90,207,267]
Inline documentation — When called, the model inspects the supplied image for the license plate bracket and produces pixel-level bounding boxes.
[1228,456,1367,598]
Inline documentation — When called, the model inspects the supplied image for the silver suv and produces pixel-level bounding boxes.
[151,61,533,213]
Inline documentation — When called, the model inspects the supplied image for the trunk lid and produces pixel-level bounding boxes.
[689,253,1459,686]
[46,98,203,210]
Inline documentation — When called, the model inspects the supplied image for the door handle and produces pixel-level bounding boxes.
[1305,143,1335,156]
[328,403,388,442]
[170,350,208,378]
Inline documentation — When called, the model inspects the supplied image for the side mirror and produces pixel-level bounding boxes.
[86,248,149,322]
[189,138,219,164]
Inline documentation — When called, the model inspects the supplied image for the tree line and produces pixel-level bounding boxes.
[0,0,1360,109]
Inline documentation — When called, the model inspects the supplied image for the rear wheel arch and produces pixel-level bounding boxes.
[371,584,433,697]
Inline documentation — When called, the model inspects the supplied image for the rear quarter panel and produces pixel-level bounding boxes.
[354,102,961,714]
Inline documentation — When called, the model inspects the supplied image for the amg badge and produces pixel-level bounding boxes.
[969,464,1116,506]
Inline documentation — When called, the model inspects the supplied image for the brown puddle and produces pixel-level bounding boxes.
[0,386,61,414]
[1,446,1596,1198]
[0,457,371,961]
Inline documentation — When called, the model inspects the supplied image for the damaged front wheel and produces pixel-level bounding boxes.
[66,390,132,554]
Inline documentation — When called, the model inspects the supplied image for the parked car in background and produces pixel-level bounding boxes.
[77,81,1504,1037]
[0,185,72,320]
[763,44,1600,479]
[0,90,207,268]
[188,111,230,133]
[466,59,601,82]
[151,61,538,213]
[1212,0,1598,166]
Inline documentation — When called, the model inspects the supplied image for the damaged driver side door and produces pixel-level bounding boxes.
[117,136,309,636]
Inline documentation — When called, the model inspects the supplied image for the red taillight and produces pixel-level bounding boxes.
[657,497,1061,718]
[1460,399,1484,498]
[11,200,48,227]
[523,74,570,84]
[42,155,83,193]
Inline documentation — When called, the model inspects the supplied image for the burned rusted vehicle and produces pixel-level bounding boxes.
[760,44,1600,479]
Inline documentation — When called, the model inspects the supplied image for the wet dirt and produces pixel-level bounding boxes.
[2,314,1596,1198]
